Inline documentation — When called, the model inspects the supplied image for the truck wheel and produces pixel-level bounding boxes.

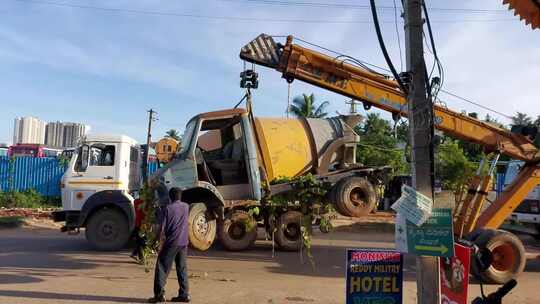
[474,229,526,284]
[85,208,130,251]
[218,211,257,251]
[333,177,377,217]
[188,203,216,251]
[275,211,303,251]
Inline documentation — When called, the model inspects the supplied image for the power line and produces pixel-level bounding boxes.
[438,89,513,120]
[221,0,508,14]
[357,142,405,152]
[11,0,517,24]
[392,0,403,72]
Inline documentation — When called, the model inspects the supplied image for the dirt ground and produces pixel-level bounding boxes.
[0,217,539,304]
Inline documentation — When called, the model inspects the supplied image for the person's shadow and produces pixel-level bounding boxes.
[0,290,145,303]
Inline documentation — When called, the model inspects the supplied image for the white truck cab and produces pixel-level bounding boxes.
[505,161,540,235]
[53,134,142,250]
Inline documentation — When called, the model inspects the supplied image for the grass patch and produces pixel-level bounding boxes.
[0,216,25,228]
[0,190,61,209]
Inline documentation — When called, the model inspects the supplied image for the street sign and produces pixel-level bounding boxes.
[391,184,433,226]
[440,244,471,304]
[346,249,403,304]
[395,208,455,257]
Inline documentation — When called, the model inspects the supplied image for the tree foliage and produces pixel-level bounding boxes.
[165,129,181,141]
[435,139,476,193]
[511,112,533,126]
[355,113,408,175]
[288,93,329,118]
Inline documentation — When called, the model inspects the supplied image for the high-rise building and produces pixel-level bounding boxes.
[13,117,89,148]
[45,121,88,148]
[13,117,47,144]
[45,121,64,148]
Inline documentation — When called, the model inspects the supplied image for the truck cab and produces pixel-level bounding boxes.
[153,108,262,250]
[53,134,141,250]
[504,161,540,235]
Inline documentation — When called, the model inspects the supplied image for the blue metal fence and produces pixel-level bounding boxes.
[496,172,506,199]
[0,156,66,196]
[148,161,159,175]
[0,156,160,197]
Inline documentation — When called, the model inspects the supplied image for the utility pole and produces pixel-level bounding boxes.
[404,0,439,303]
[143,109,156,182]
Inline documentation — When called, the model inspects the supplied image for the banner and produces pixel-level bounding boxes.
[440,243,471,304]
[346,249,403,304]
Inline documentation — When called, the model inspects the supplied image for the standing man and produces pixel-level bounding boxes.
[148,187,191,303]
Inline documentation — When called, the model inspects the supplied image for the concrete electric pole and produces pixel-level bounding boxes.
[143,109,156,182]
[404,0,439,303]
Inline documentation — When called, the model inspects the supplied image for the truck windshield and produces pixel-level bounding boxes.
[178,119,197,155]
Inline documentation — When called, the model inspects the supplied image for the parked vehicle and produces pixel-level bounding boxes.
[52,134,142,250]
[8,144,62,158]
[503,160,540,236]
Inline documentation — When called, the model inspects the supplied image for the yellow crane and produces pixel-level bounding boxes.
[240,34,539,283]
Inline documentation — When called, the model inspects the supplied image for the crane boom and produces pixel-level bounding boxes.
[240,34,540,230]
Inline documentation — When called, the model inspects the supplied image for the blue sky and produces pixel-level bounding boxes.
[1,0,539,144]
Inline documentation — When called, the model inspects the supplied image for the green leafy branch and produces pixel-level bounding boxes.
[265,174,335,266]
[137,182,160,272]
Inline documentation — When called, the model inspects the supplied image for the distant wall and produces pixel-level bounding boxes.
[0,156,66,196]
[0,156,159,197]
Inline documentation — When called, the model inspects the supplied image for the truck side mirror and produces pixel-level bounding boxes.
[79,145,90,172]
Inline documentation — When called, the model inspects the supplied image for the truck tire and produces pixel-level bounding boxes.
[218,211,257,251]
[85,208,130,251]
[188,203,216,251]
[474,229,526,284]
[333,177,377,217]
[275,211,303,251]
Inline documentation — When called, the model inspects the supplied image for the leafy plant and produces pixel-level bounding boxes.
[241,206,260,232]
[266,174,334,266]
[355,113,408,176]
[57,155,71,168]
[318,204,337,233]
[137,182,160,271]
[0,189,47,208]
[435,139,476,194]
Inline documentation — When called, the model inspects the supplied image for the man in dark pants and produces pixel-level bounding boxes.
[148,187,190,303]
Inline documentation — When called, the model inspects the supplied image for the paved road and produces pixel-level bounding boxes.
[0,225,539,304]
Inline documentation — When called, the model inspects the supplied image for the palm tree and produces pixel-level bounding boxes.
[165,129,181,141]
[534,115,540,129]
[512,112,533,126]
[288,93,330,118]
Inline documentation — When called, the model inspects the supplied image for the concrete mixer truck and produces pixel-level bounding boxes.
[152,107,390,251]
[53,107,390,252]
